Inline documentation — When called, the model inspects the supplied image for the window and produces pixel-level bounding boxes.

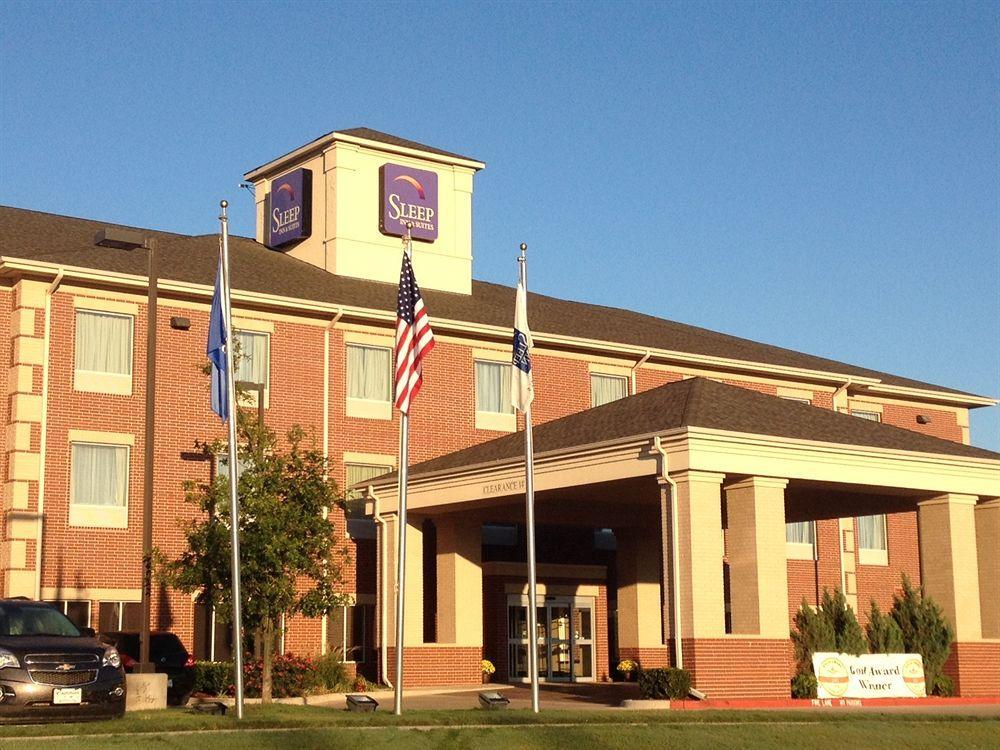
[344,463,389,540]
[781,397,812,405]
[70,442,129,528]
[98,601,141,632]
[193,603,233,661]
[785,521,816,560]
[327,603,375,663]
[74,310,133,394]
[45,600,91,629]
[857,514,888,565]
[475,360,515,431]
[346,344,391,419]
[233,328,269,395]
[590,374,628,408]
[345,464,391,504]
[852,410,881,422]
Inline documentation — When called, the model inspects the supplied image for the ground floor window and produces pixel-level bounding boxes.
[328,603,375,663]
[507,595,595,682]
[97,601,141,632]
[857,514,888,565]
[45,600,91,629]
[192,603,233,661]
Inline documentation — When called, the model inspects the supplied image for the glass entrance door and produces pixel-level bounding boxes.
[507,596,595,682]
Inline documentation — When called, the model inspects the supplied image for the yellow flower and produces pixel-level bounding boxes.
[480,659,496,675]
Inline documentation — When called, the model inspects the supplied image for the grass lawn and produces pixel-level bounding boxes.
[0,705,996,749]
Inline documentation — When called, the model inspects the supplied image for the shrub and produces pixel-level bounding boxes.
[315,650,347,692]
[352,675,368,692]
[192,661,233,696]
[933,674,955,698]
[866,601,904,654]
[243,653,323,698]
[889,575,954,696]
[790,589,866,697]
[790,672,817,699]
[638,668,692,700]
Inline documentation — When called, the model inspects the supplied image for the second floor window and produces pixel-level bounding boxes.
[346,344,391,403]
[852,410,881,422]
[590,374,628,407]
[75,310,133,376]
[785,521,815,545]
[475,361,512,415]
[234,330,269,387]
[71,443,129,508]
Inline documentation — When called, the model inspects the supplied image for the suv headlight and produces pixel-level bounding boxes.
[0,648,19,669]
[102,648,122,669]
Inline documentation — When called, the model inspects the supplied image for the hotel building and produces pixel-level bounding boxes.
[1,128,997,698]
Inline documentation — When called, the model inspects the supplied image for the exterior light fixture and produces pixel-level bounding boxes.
[916,415,932,424]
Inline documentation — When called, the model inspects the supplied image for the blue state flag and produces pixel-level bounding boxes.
[207,252,229,421]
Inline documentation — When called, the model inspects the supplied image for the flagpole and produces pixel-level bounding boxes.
[219,200,245,720]
[393,225,414,716]
[519,243,540,714]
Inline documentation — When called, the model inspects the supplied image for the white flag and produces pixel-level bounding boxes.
[511,280,534,411]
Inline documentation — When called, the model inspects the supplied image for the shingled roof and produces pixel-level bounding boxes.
[0,205,984,401]
[372,377,999,484]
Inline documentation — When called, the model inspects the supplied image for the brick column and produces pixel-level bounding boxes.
[435,515,482,646]
[670,471,726,639]
[725,477,790,638]
[384,513,424,647]
[3,280,48,598]
[917,494,981,640]
[617,511,666,666]
[975,499,999,639]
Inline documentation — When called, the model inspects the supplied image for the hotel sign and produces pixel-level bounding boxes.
[268,168,312,248]
[380,163,438,242]
[813,652,926,699]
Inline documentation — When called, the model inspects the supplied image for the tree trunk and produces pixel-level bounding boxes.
[261,622,273,705]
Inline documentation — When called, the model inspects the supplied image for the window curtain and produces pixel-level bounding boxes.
[476,361,512,414]
[858,514,887,550]
[347,345,390,401]
[785,521,814,545]
[234,330,268,385]
[853,411,881,422]
[591,374,627,407]
[75,311,132,375]
[72,444,128,506]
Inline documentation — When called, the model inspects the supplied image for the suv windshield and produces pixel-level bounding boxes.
[0,604,81,637]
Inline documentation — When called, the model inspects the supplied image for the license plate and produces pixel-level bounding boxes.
[167,679,173,688]
[52,688,82,705]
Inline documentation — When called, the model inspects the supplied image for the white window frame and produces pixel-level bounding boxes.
[69,435,131,529]
[233,328,271,409]
[474,359,515,432]
[345,343,392,421]
[73,309,134,396]
[852,410,882,422]
[785,521,817,560]
[45,600,92,629]
[857,514,889,566]
[589,373,628,408]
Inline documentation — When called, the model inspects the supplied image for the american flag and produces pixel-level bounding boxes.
[394,251,435,413]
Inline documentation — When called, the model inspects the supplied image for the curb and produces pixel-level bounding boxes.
[196,683,512,708]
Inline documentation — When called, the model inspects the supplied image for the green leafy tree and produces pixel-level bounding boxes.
[158,391,348,703]
[821,588,868,655]
[889,574,953,695]
[866,600,905,654]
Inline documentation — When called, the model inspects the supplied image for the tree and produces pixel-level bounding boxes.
[889,574,953,695]
[158,397,347,703]
[866,600,904,654]
[790,588,867,698]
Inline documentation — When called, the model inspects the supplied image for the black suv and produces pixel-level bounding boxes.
[100,632,196,706]
[0,599,126,722]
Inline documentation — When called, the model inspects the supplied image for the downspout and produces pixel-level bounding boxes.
[630,350,651,395]
[319,309,341,656]
[35,269,64,599]
[652,436,682,669]
[369,489,393,689]
[831,379,851,596]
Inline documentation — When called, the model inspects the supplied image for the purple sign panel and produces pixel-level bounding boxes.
[268,168,312,248]
[380,163,438,242]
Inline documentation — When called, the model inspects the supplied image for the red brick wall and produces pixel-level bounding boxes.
[854,511,920,624]
[386,646,481,687]
[682,638,793,699]
[880,404,962,442]
[0,286,11,599]
[943,642,1000,697]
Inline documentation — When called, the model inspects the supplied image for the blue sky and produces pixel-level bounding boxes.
[2,1,997,448]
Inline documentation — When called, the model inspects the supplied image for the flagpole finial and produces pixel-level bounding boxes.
[519,243,527,259]
[219,200,228,220]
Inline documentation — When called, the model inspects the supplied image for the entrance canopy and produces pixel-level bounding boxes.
[364,377,1000,514]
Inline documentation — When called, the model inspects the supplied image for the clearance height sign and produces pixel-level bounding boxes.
[813,653,926,699]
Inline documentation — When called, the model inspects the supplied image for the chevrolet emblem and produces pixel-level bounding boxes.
[55,663,74,672]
